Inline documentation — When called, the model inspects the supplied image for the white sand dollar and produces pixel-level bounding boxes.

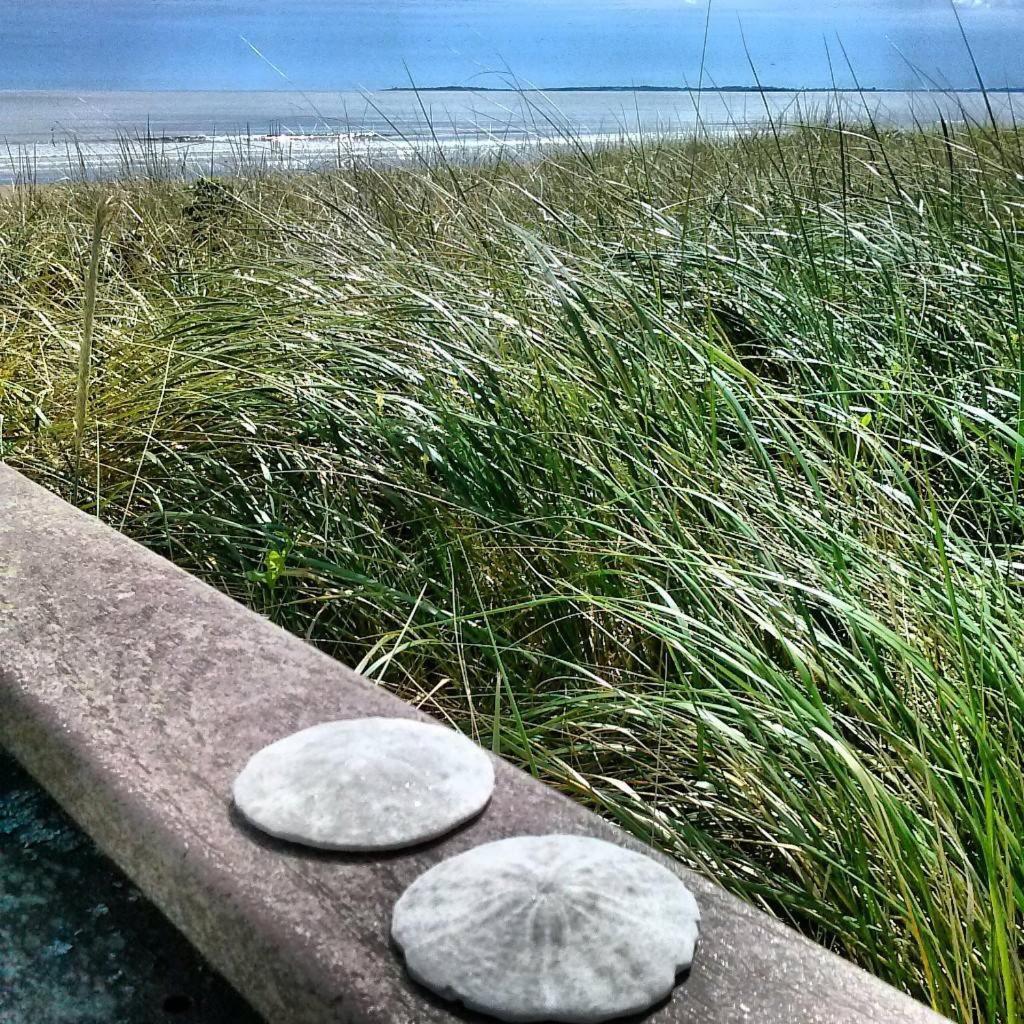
[233,717,494,851]
[392,834,700,1023]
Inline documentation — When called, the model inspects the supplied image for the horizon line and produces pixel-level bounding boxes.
[387,83,1024,93]
[2,83,1024,95]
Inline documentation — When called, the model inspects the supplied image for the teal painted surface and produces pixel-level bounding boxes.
[0,751,263,1024]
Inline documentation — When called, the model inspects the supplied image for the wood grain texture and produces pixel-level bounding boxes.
[0,465,949,1024]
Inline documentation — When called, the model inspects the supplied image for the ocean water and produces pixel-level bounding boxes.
[0,88,1019,184]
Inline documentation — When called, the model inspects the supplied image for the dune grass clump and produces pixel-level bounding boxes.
[2,118,1022,1022]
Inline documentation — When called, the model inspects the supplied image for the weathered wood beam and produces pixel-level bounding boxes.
[0,465,948,1024]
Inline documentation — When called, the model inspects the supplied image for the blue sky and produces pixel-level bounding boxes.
[2,0,1022,91]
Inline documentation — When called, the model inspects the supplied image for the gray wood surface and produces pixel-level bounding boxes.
[0,465,949,1024]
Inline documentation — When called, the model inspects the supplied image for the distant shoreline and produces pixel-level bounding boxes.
[387,85,1024,94]
[2,85,1022,97]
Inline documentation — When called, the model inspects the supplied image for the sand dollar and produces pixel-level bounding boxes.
[233,717,494,851]
[392,834,699,1023]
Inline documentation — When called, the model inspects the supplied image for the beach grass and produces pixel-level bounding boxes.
[2,118,1023,1022]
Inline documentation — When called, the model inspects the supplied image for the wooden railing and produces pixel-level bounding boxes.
[0,465,948,1024]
